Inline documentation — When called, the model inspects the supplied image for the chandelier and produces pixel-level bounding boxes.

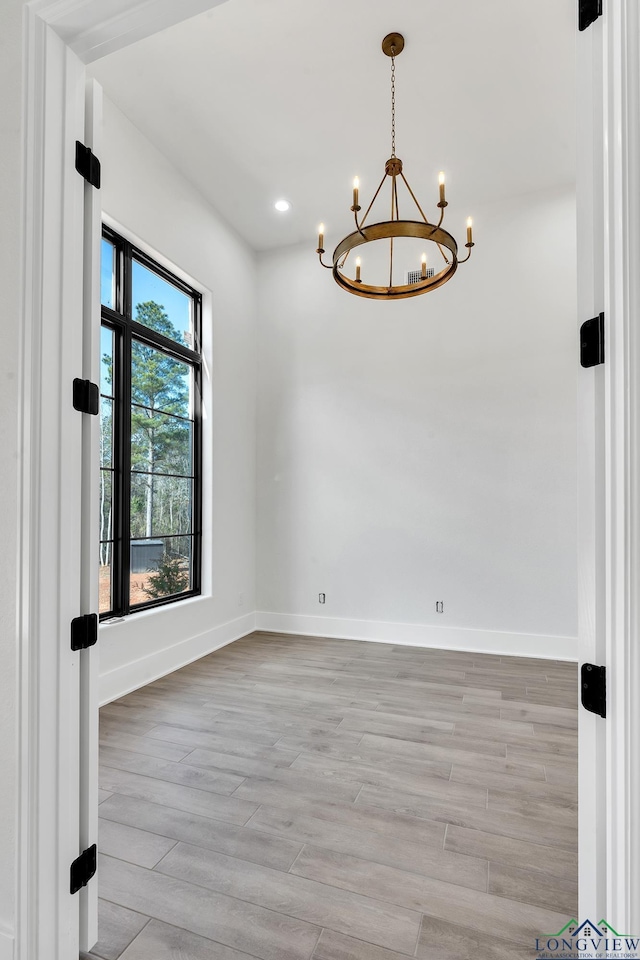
[316,33,475,300]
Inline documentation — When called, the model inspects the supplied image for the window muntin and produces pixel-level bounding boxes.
[99,324,115,615]
[100,226,202,618]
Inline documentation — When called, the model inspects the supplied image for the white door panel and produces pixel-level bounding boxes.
[577,14,607,921]
[78,77,103,954]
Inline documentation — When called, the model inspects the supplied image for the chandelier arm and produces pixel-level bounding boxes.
[389,178,396,287]
[399,172,431,225]
[399,171,450,263]
[436,243,452,265]
[317,252,334,270]
[359,173,388,229]
[353,212,367,240]
[393,176,400,221]
[458,243,475,264]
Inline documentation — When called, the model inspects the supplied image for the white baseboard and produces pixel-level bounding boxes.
[0,927,13,960]
[255,611,578,661]
[99,612,256,705]
[98,608,577,706]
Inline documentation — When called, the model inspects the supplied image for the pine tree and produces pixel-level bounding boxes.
[143,552,189,599]
[129,302,191,539]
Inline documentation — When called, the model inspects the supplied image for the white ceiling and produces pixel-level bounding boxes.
[89,0,576,252]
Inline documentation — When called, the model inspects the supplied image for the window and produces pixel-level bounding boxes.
[100,225,202,617]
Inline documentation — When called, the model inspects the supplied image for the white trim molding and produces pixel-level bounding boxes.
[31,0,231,63]
[17,11,87,960]
[577,0,640,929]
[0,928,14,960]
[601,0,640,932]
[256,612,578,661]
[99,613,256,705]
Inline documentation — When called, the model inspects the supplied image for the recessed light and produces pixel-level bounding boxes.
[274,199,291,212]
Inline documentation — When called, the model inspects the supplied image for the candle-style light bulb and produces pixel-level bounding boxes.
[466,217,473,244]
[355,256,362,282]
[352,176,360,211]
[317,223,325,251]
[438,172,446,204]
[421,252,427,279]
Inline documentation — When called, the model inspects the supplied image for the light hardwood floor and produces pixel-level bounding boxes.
[84,632,578,960]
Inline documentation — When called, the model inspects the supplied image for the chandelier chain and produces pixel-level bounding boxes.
[390,54,396,157]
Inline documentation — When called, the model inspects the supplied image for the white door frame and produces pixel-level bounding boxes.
[17,16,86,960]
[18,3,229,958]
[599,0,640,928]
[16,0,640,957]
[577,0,640,932]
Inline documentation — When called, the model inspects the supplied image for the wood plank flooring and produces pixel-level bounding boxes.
[85,632,578,960]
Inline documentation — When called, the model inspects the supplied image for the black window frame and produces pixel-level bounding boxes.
[100,224,203,619]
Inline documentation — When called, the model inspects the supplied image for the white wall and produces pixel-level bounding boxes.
[98,97,258,703]
[256,186,578,658]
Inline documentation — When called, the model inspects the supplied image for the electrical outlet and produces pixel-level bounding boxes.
[319,593,326,604]
[436,601,444,614]
[238,592,244,607]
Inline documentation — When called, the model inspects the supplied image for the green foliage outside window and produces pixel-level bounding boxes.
[143,551,190,600]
